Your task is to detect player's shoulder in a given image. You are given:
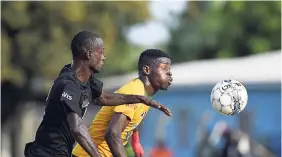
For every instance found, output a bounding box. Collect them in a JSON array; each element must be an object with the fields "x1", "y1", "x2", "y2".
[
  {"x1": 54, "y1": 73, "x2": 81, "y2": 94},
  {"x1": 53, "y1": 64, "x2": 80, "y2": 89},
  {"x1": 52, "y1": 77, "x2": 82, "y2": 105},
  {"x1": 115, "y1": 78, "x2": 145, "y2": 95}
]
